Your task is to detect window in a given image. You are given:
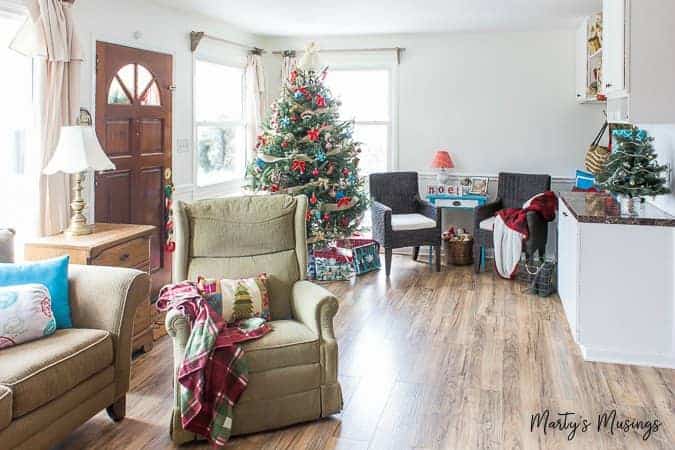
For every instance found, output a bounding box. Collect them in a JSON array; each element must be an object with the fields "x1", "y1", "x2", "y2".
[
  {"x1": 326, "y1": 69, "x2": 391, "y2": 175},
  {"x1": 107, "y1": 63, "x2": 161, "y2": 106},
  {"x1": 0, "y1": 9, "x2": 37, "y2": 253},
  {"x1": 194, "y1": 59, "x2": 246, "y2": 187}
]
